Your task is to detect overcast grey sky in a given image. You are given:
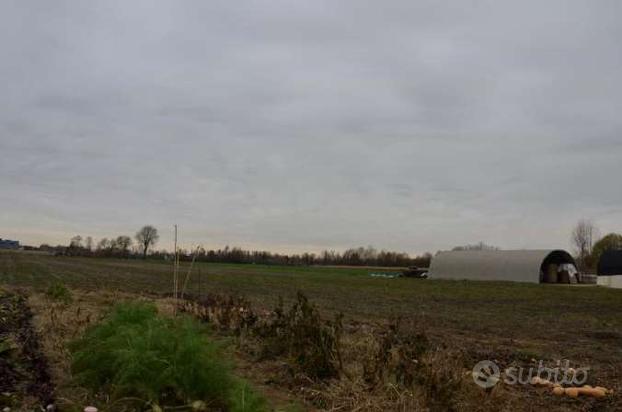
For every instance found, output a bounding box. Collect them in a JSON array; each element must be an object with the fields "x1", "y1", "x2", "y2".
[{"x1": 1, "y1": 1, "x2": 621, "y2": 254}]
